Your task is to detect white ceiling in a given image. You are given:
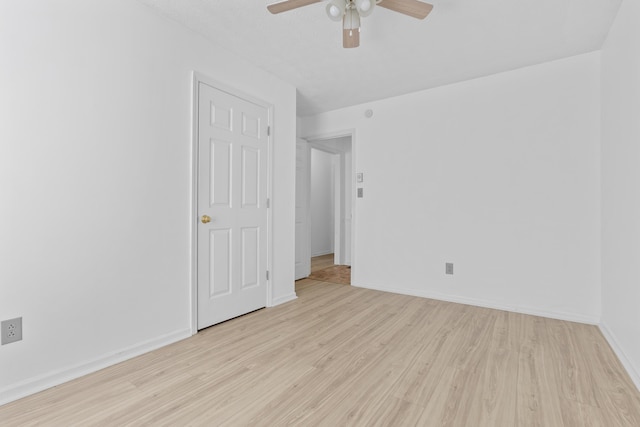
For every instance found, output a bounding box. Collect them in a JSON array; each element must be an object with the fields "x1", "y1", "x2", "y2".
[{"x1": 137, "y1": 0, "x2": 621, "y2": 116}]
